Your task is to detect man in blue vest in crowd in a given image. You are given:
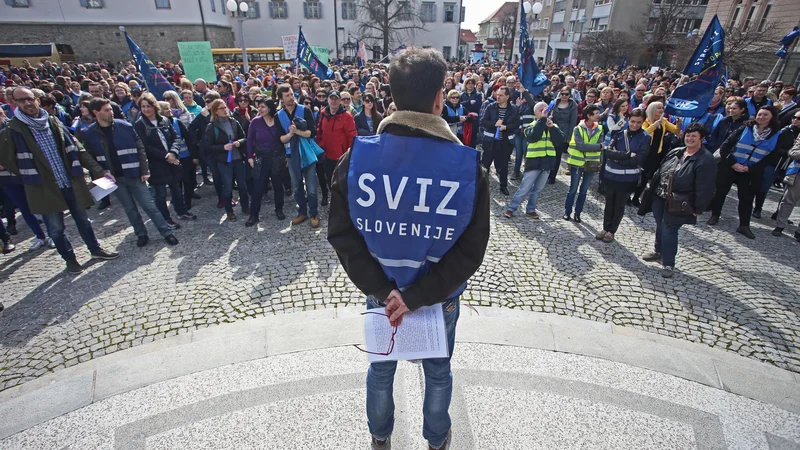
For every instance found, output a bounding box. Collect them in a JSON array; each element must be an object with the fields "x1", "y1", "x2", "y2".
[
  {"x1": 0, "y1": 87, "x2": 119, "y2": 274},
  {"x1": 328, "y1": 47, "x2": 490, "y2": 450},
  {"x1": 83, "y1": 98, "x2": 179, "y2": 248},
  {"x1": 745, "y1": 82, "x2": 772, "y2": 117}
]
